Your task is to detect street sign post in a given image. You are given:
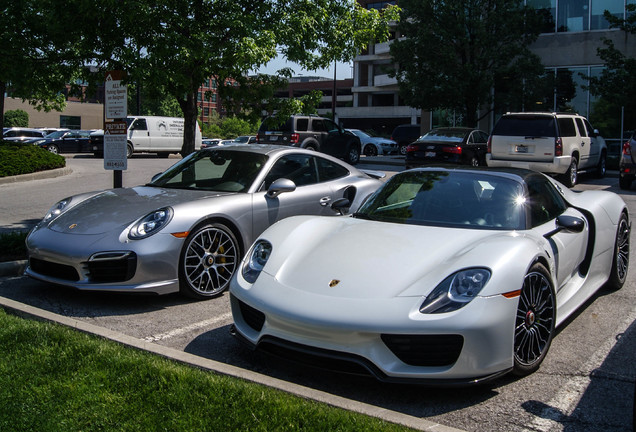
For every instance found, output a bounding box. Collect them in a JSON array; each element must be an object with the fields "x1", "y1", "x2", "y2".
[
  {"x1": 104, "y1": 70, "x2": 128, "y2": 188},
  {"x1": 104, "y1": 121, "x2": 128, "y2": 172},
  {"x1": 105, "y1": 71, "x2": 127, "y2": 119}
]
